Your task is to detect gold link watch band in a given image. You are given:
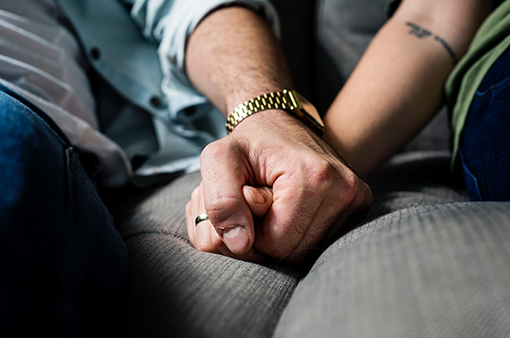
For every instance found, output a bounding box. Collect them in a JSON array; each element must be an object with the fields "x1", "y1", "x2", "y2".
[{"x1": 226, "y1": 89, "x2": 324, "y2": 136}]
